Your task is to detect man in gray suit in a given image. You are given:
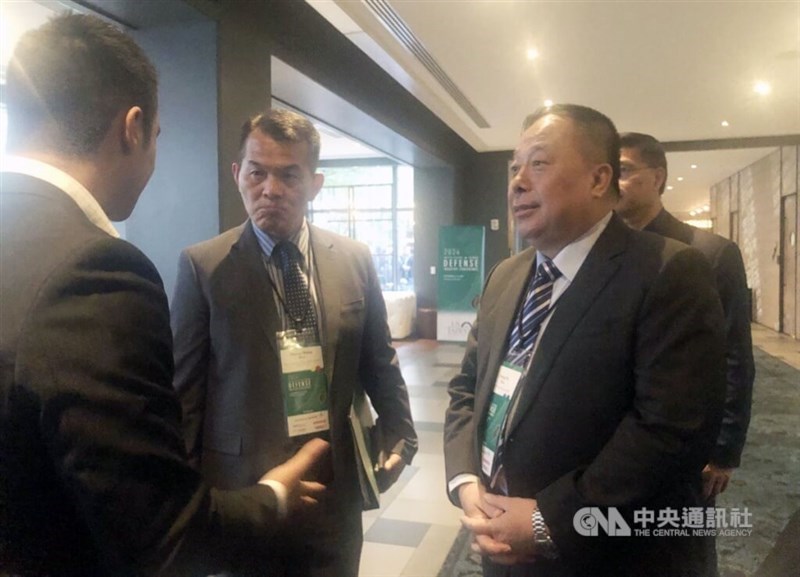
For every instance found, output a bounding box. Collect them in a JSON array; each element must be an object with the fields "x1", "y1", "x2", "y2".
[
  {"x1": 171, "y1": 109, "x2": 418, "y2": 577},
  {"x1": 444, "y1": 105, "x2": 726, "y2": 576},
  {"x1": 0, "y1": 14, "x2": 327, "y2": 577}
]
